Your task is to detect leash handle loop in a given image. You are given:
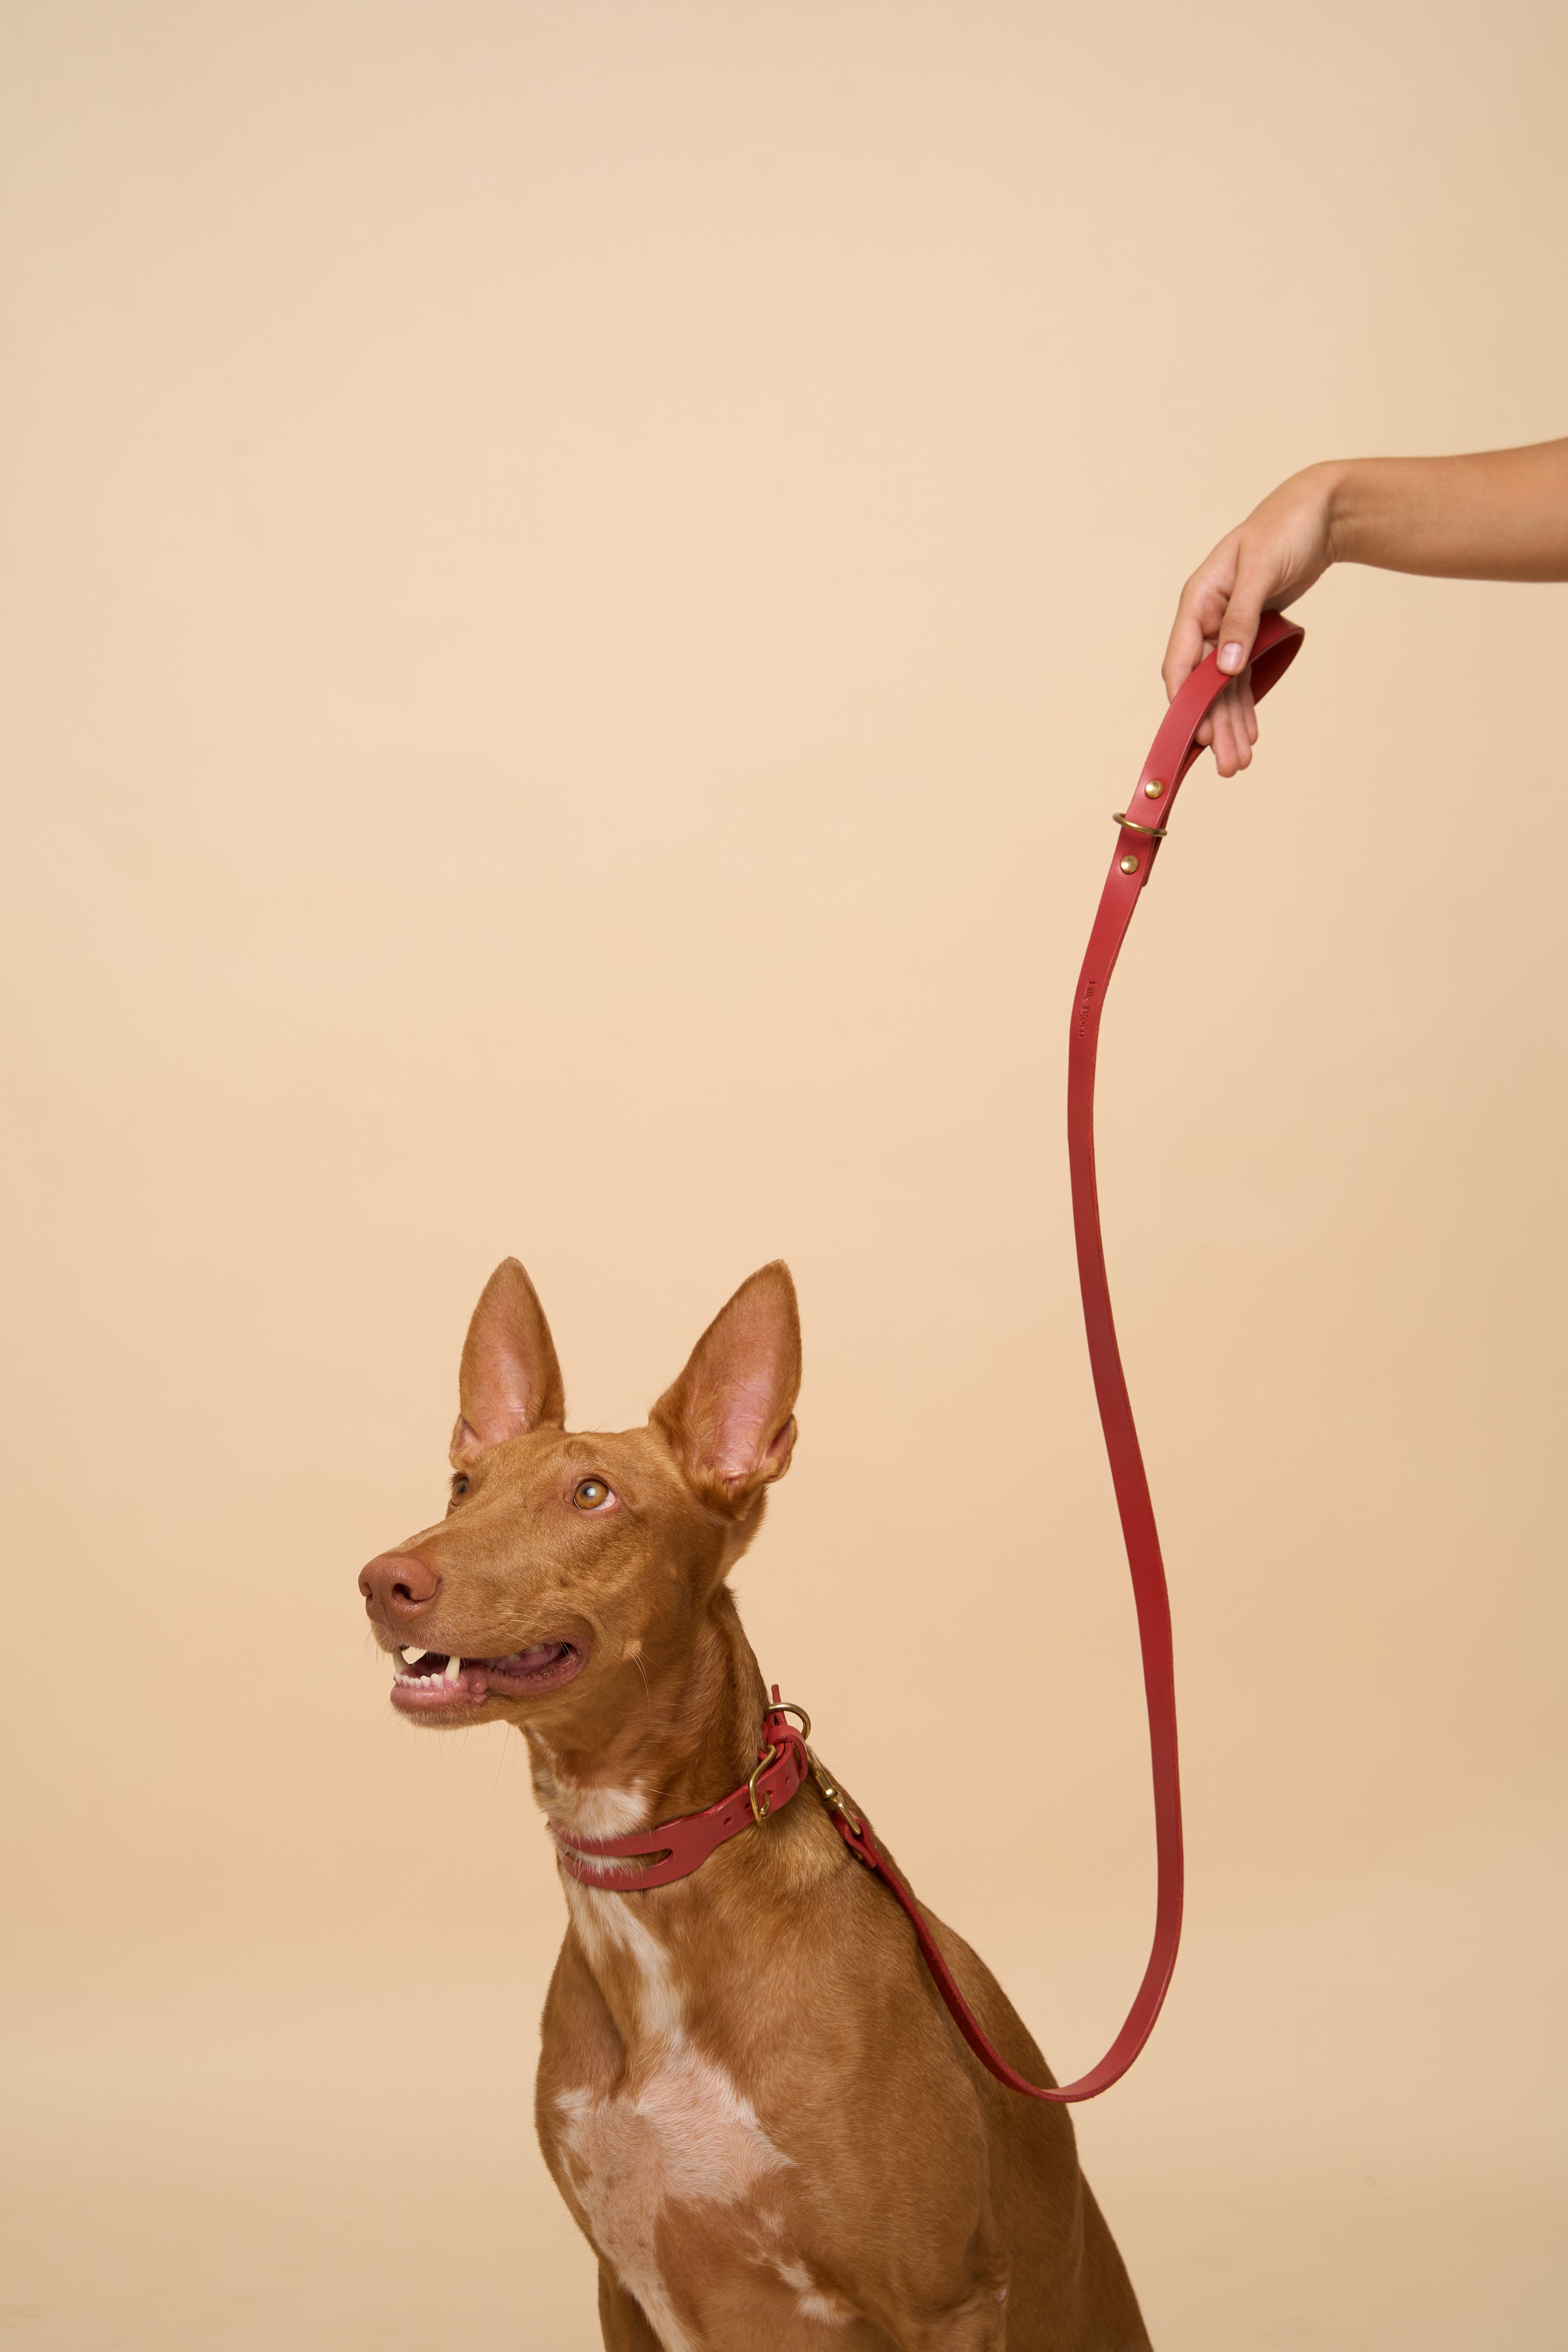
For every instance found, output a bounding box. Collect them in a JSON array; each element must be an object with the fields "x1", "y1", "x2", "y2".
[{"x1": 841, "y1": 613, "x2": 1306, "y2": 2101}]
